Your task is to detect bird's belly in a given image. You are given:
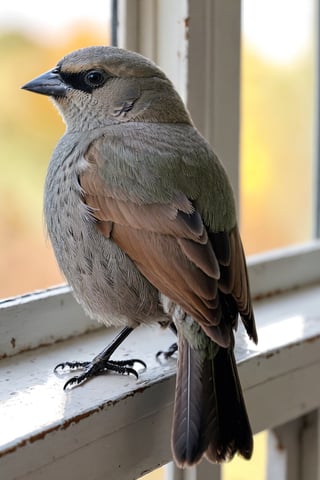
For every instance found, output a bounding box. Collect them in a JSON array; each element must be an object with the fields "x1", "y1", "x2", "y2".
[{"x1": 45, "y1": 195, "x2": 161, "y2": 327}]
